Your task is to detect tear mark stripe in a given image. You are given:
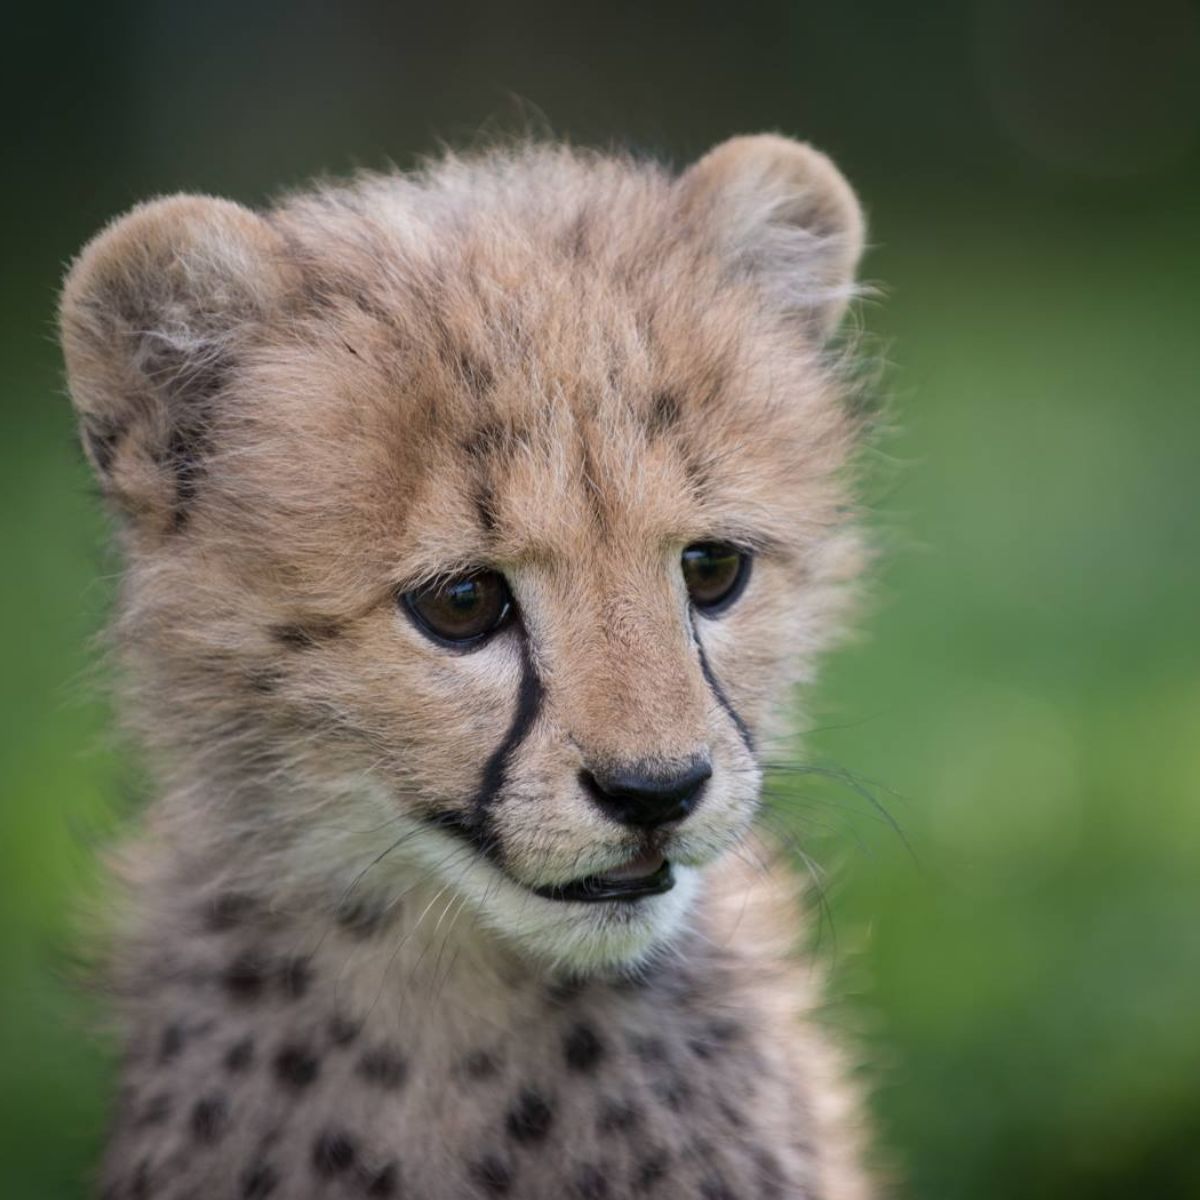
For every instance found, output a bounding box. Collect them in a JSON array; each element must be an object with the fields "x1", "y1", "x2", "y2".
[
  {"x1": 430, "y1": 639, "x2": 543, "y2": 860},
  {"x1": 696, "y1": 638, "x2": 754, "y2": 755},
  {"x1": 473, "y1": 640, "x2": 543, "y2": 819}
]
